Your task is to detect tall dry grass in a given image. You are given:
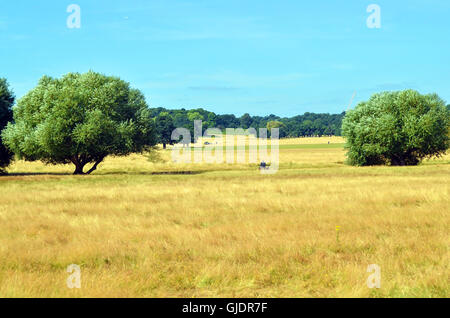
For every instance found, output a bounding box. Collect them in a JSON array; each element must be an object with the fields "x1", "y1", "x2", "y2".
[{"x1": 0, "y1": 137, "x2": 448, "y2": 297}]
